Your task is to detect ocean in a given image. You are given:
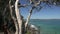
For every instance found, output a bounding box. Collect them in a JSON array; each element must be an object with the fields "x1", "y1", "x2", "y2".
[{"x1": 29, "y1": 19, "x2": 60, "y2": 34}]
